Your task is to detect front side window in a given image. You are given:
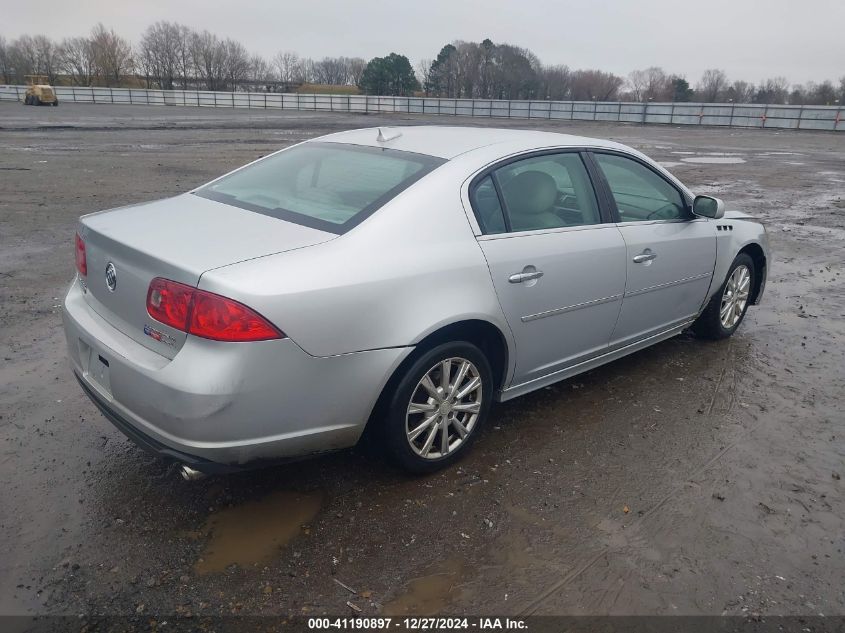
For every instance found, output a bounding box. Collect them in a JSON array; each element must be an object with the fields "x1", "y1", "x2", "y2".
[
  {"x1": 593, "y1": 153, "x2": 688, "y2": 222},
  {"x1": 195, "y1": 142, "x2": 444, "y2": 234},
  {"x1": 491, "y1": 153, "x2": 601, "y2": 233}
]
